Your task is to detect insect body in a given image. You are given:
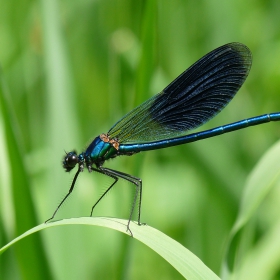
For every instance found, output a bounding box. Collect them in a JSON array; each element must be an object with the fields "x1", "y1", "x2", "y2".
[{"x1": 46, "y1": 43, "x2": 280, "y2": 235}]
